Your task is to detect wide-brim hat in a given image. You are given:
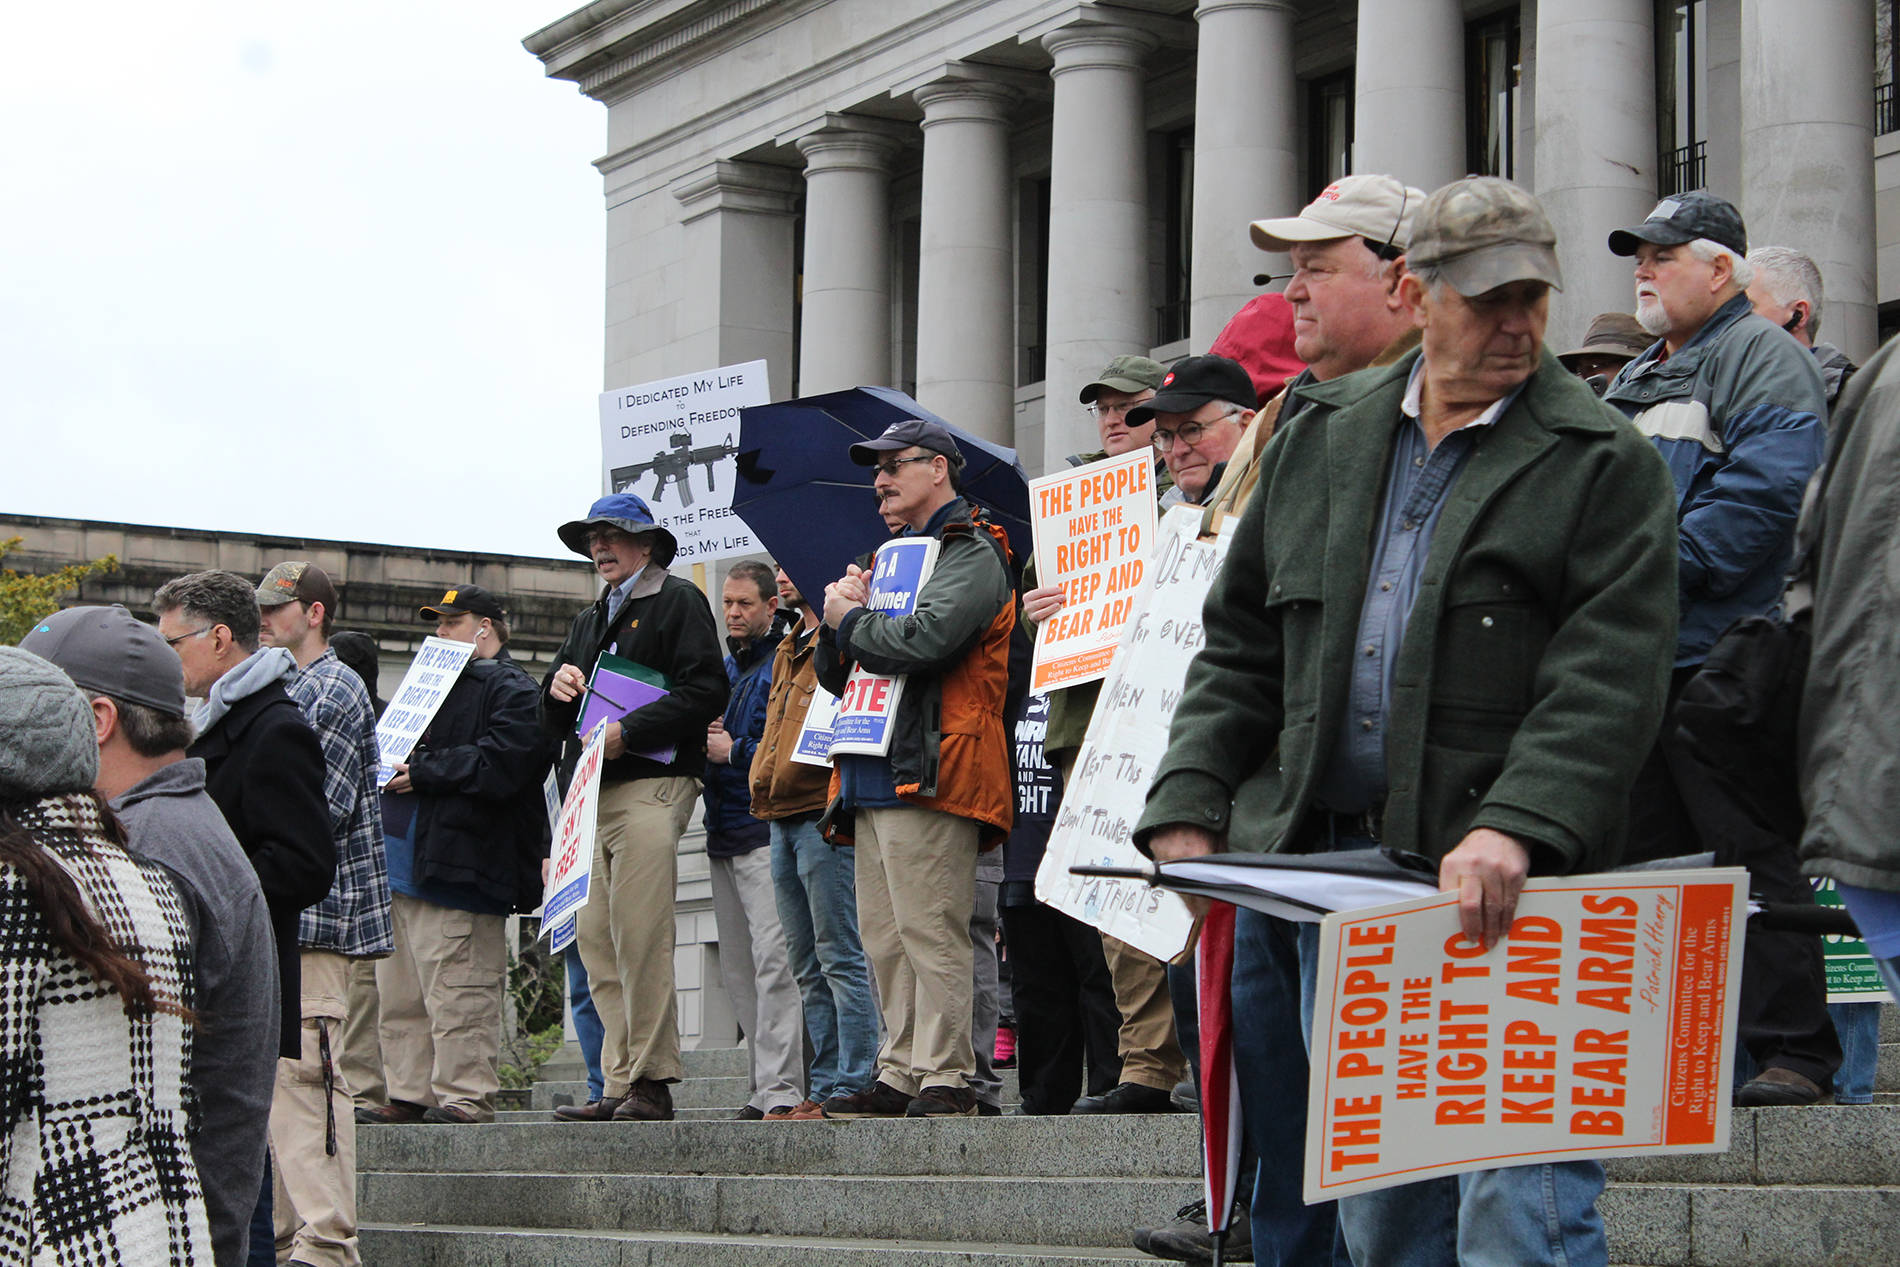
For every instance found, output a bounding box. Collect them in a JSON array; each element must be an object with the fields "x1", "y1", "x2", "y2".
[
  {"x1": 557, "y1": 493, "x2": 679, "y2": 563},
  {"x1": 1558, "y1": 312, "x2": 1654, "y2": 369}
]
